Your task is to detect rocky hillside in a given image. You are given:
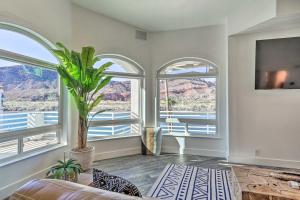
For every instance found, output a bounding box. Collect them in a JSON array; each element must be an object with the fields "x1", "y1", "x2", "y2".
[
  {"x1": 160, "y1": 78, "x2": 216, "y2": 112},
  {"x1": 0, "y1": 65, "x2": 58, "y2": 101},
  {"x1": 0, "y1": 65, "x2": 215, "y2": 112},
  {"x1": 160, "y1": 78, "x2": 215, "y2": 99}
]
